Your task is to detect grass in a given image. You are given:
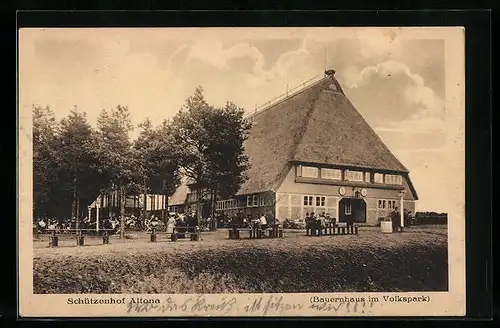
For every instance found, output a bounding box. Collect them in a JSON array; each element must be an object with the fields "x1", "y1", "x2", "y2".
[{"x1": 33, "y1": 225, "x2": 448, "y2": 294}]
